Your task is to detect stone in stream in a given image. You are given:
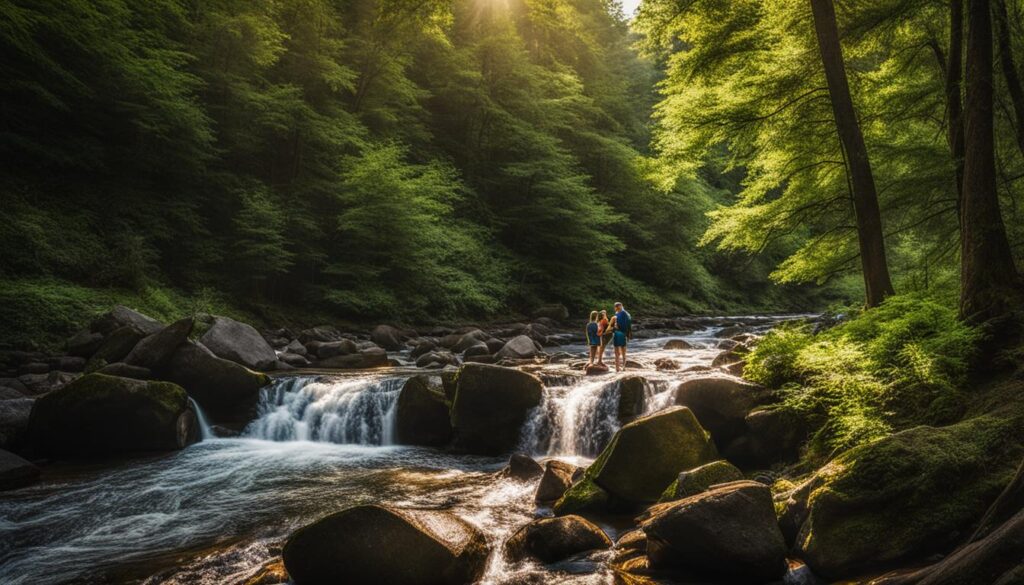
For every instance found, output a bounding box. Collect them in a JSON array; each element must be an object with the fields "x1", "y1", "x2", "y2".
[
  {"x1": 672, "y1": 376, "x2": 769, "y2": 448},
  {"x1": 500, "y1": 453, "x2": 544, "y2": 481},
  {"x1": 535, "y1": 460, "x2": 578, "y2": 503},
  {"x1": 0, "y1": 398, "x2": 33, "y2": 451},
  {"x1": 711, "y1": 349, "x2": 745, "y2": 368},
  {"x1": 449, "y1": 363, "x2": 543, "y2": 455},
  {"x1": 315, "y1": 339, "x2": 358, "y2": 359},
  {"x1": 584, "y1": 363, "x2": 610, "y2": 376},
  {"x1": 89, "y1": 305, "x2": 164, "y2": 337},
  {"x1": 371, "y1": 324, "x2": 404, "y2": 351},
  {"x1": 658, "y1": 460, "x2": 744, "y2": 502},
  {"x1": 297, "y1": 325, "x2": 343, "y2": 344},
  {"x1": 554, "y1": 407, "x2": 718, "y2": 512},
  {"x1": 277, "y1": 352, "x2": 310, "y2": 367},
  {"x1": 124, "y1": 317, "x2": 193, "y2": 370},
  {"x1": 495, "y1": 335, "x2": 542, "y2": 360},
  {"x1": 410, "y1": 339, "x2": 437, "y2": 359},
  {"x1": 504, "y1": 515, "x2": 611, "y2": 564},
  {"x1": 283, "y1": 504, "x2": 489, "y2": 585},
  {"x1": 199, "y1": 316, "x2": 278, "y2": 371},
  {"x1": 0, "y1": 448, "x2": 39, "y2": 491},
  {"x1": 395, "y1": 376, "x2": 452, "y2": 447},
  {"x1": 654, "y1": 358, "x2": 680, "y2": 371},
  {"x1": 162, "y1": 341, "x2": 270, "y2": 421},
  {"x1": 663, "y1": 339, "x2": 694, "y2": 350},
  {"x1": 451, "y1": 330, "x2": 491, "y2": 354},
  {"x1": 318, "y1": 347, "x2": 389, "y2": 369},
  {"x1": 616, "y1": 376, "x2": 646, "y2": 422},
  {"x1": 26, "y1": 373, "x2": 198, "y2": 456},
  {"x1": 462, "y1": 343, "x2": 490, "y2": 358},
  {"x1": 640, "y1": 480, "x2": 787, "y2": 582},
  {"x1": 415, "y1": 350, "x2": 458, "y2": 369}
]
